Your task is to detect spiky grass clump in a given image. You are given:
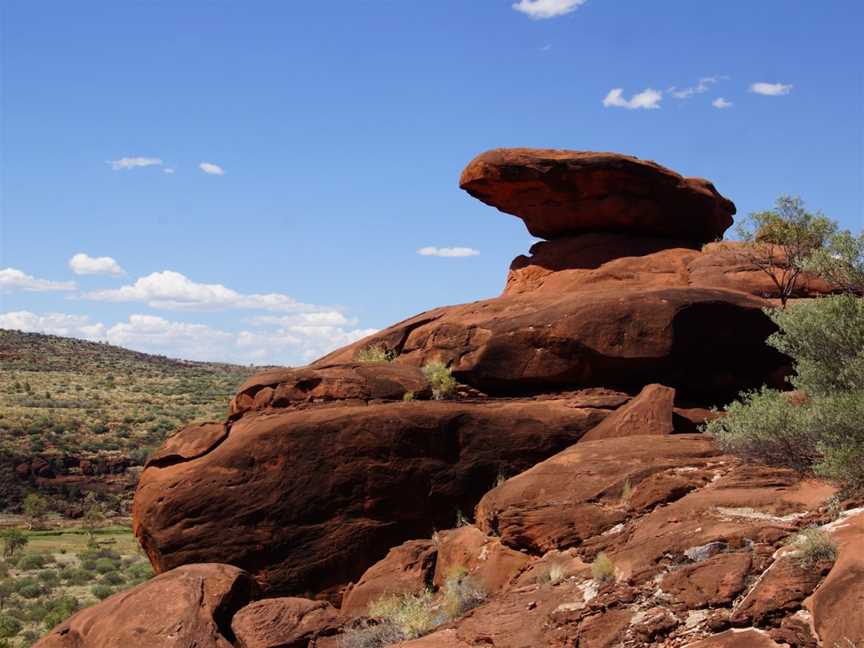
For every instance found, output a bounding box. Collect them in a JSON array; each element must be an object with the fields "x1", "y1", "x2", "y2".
[
  {"x1": 789, "y1": 527, "x2": 838, "y2": 566},
  {"x1": 356, "y1": 344, "x2": 397, "y2": 363},
  {"x1": 591, "y1": 552, "x2": 616, "y2": 583},
  {"x1": 422, "y1": 361, "x2": 457, "y2": 400}
]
